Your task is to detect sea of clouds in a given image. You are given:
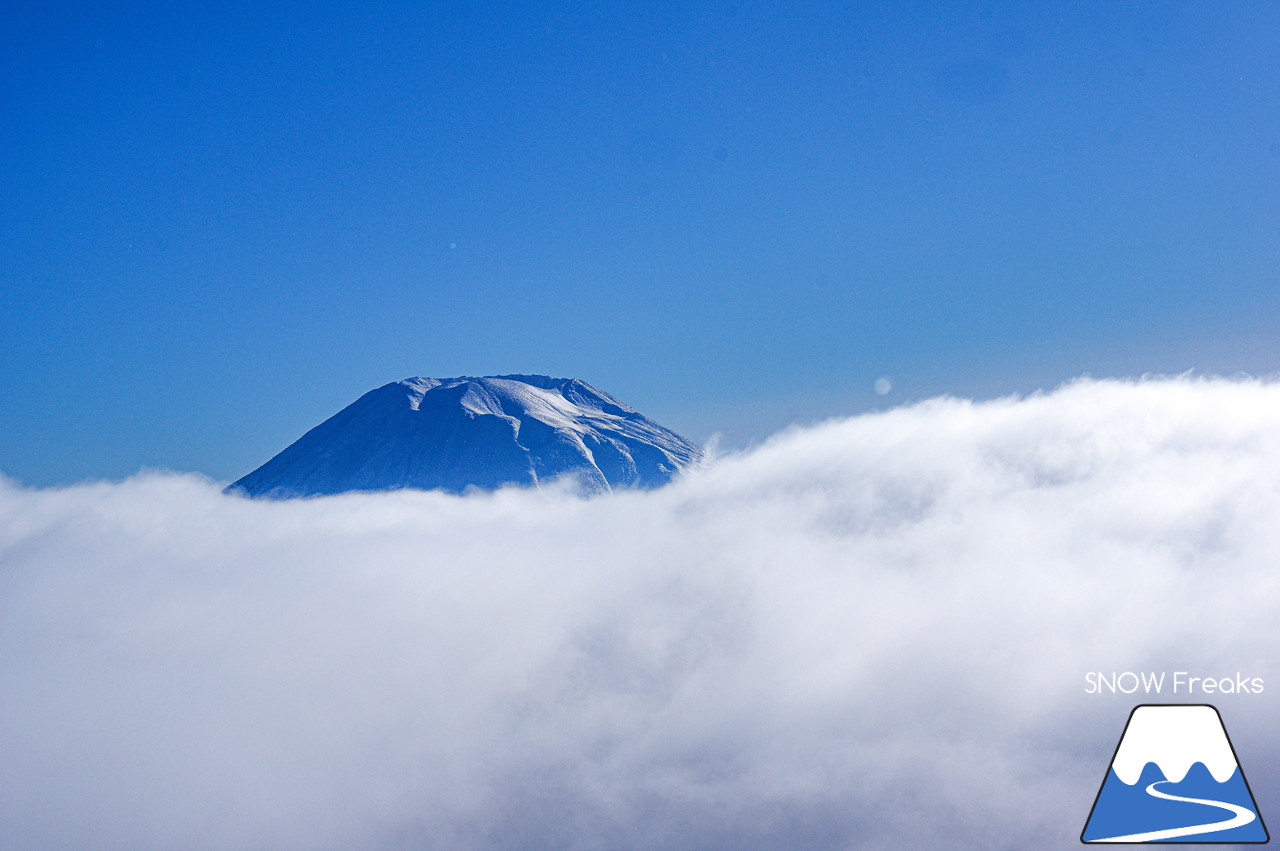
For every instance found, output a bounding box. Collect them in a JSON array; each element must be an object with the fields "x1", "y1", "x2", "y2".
[{"x1": 2, "y1": 376, "x2": 1279, "y2": 850}]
